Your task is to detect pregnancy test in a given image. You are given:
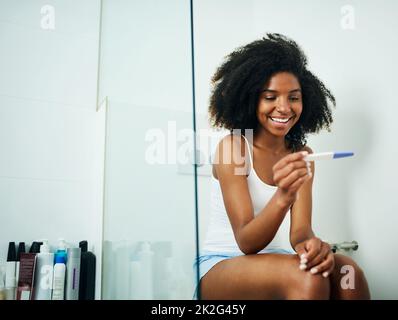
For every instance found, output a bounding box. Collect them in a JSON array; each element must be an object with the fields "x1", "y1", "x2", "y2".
[{"x1": 304, "y1": 152, "x2": 354, "y2": 161}]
